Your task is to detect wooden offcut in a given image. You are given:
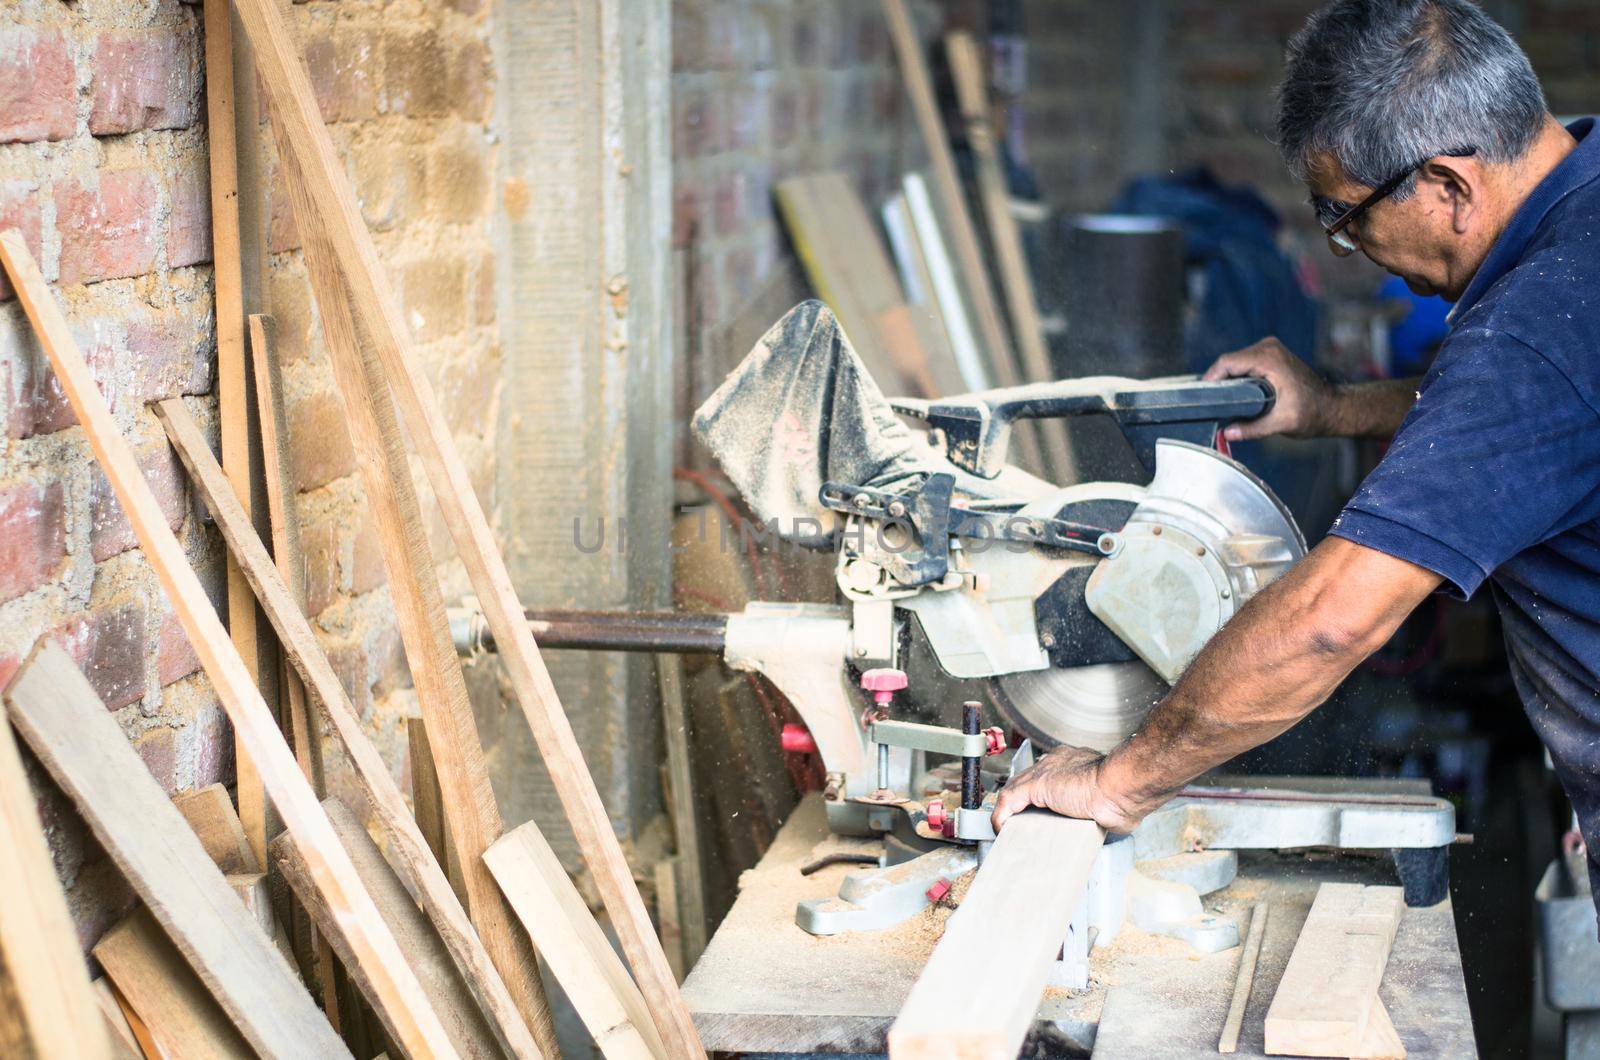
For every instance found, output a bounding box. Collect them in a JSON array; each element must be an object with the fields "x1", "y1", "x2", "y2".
[
  {"x1": 888, "y1": 811, "x2": 1104, "y2": 1059},
  {"x1": 485, "y1": 823, "x2": 668, "y2": 1060},
  {"x1": 407, "y1": 716, "x2": 460, "y2": 895},
  {"x1": 156, "y1": 396, "x2": 547, "y2": 1060},
  {"x1": 1220, "y1": 901, "x2": 1269, "y2": 1054},
  {"x1": 231, "y1": 1, "x2": 703, "y2": 1050},
  {"x1": 6, "y1": 642, "x2": 349, "y2": 1060},
  {"x1": 1265, "y1": 883, "x2": 1406, "y2": 1059},
  {"x1": 272, "y1": 800, "x2": 502, "y2": 1060},
  {"x1": 0, "y1": 232, "x2": 455, "y2": 1060},
  {"x1": 0, "y1": 704, "x2": 111, "y2": 1060},
  {"x1": 171, "y1": 784, "x2": 260, "y2": 875},
  {"x1": 94, "y1": 910, "x2": 254, "y2": 1060}
]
